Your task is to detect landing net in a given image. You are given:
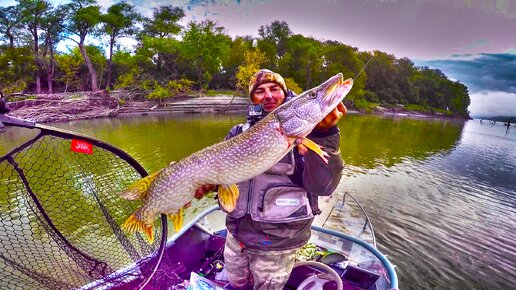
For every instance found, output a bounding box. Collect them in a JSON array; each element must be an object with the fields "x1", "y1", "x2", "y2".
[{"x1": 0, "y1": 117, "x2": 166, "y2": 289}]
